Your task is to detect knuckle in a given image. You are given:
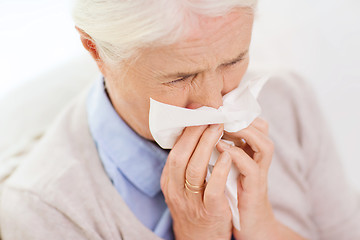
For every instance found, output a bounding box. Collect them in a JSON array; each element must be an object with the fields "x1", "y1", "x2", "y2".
[
  {"x1": 198, "y1": 209, "x2": 208, "y2": 221},
  {"x1": 187, "y1": 125, "x2": 208, "y2": 136},
  {"x1": 167, "y1": 150, "x2": 176, "y2": 161},
  {"x1": 202, "y1": 130, "x2": 220, "y2": 144},
  {"x1": 248, "y1": 162, "x2": 260, "y2": 175},
  {"x1": 167, "y1": 149, "x2": 178, "y2": 162},
  {"x1": 214, "y1": 161, "x2": 230, "y2": 177},
  {"x1": 166, "y1": 189, "x2": 181, "y2": 205},
  {"x1": 187, "y1": 207, "x2": 207, "y2": 222},
  {"x1": 205, "y1": 190, "x2": 219, "y2": 203},
  {"x1": 200, "y1": 135, "x2": 214, "y2": 147},
  {"x1": 261, "y1": 119, "x2": 269, "y2": 132},
  {"x1": 168, "y1": 150, "x2": 186, "y2": 168},
  {"x1": 160, "y1": 176, "x2": 167, "y2": 192},
  {"x1": 186, "y1": 166, "x2": 204, "y2": 183},
  {"x1": 233, "y1": 146, "x2": 245, "y2": 158},
  {"x1": 247, "y1": 167, "x2": 257, "y2": 177},
  {"x1": 264, "y1": 138, "x2": 274, "y2": 153},
  {"x1": 217, "y1": 169, "x2": 229, "y2": 180}
]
